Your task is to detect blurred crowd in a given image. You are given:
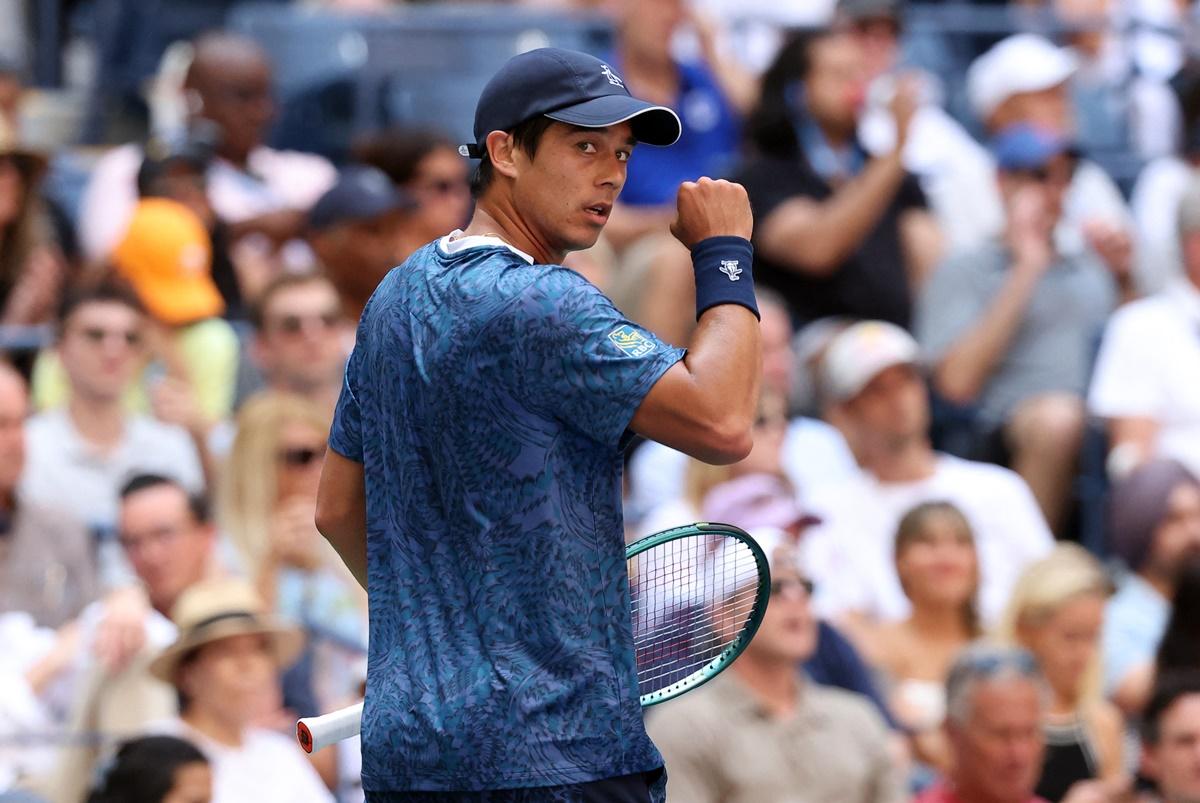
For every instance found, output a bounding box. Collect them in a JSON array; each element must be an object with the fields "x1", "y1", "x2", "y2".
[{"x1": 2, "y1": 0, "x2": 1200, "y2": 801}]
